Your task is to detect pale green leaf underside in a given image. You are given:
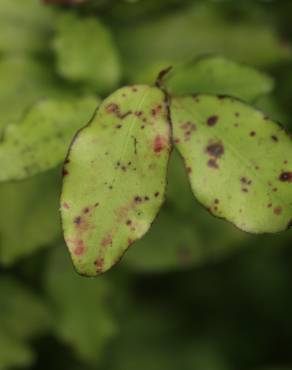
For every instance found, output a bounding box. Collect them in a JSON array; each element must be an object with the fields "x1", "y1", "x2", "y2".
[
  {"x1": 61, "y1": 85, "x2": 171, "y2": 276},
  {"x1": 53, "y1": 13, "x2": 121, "y2": 93},
  {"x1": 0, "y1": 96, "x2": 98, "y2": 182},
  {"x1": 171, "y1": 95, "x2": 292, "y2": 233},
  {"x1": 165, "y1": 56, "x2": 274, "y2": 102}
]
